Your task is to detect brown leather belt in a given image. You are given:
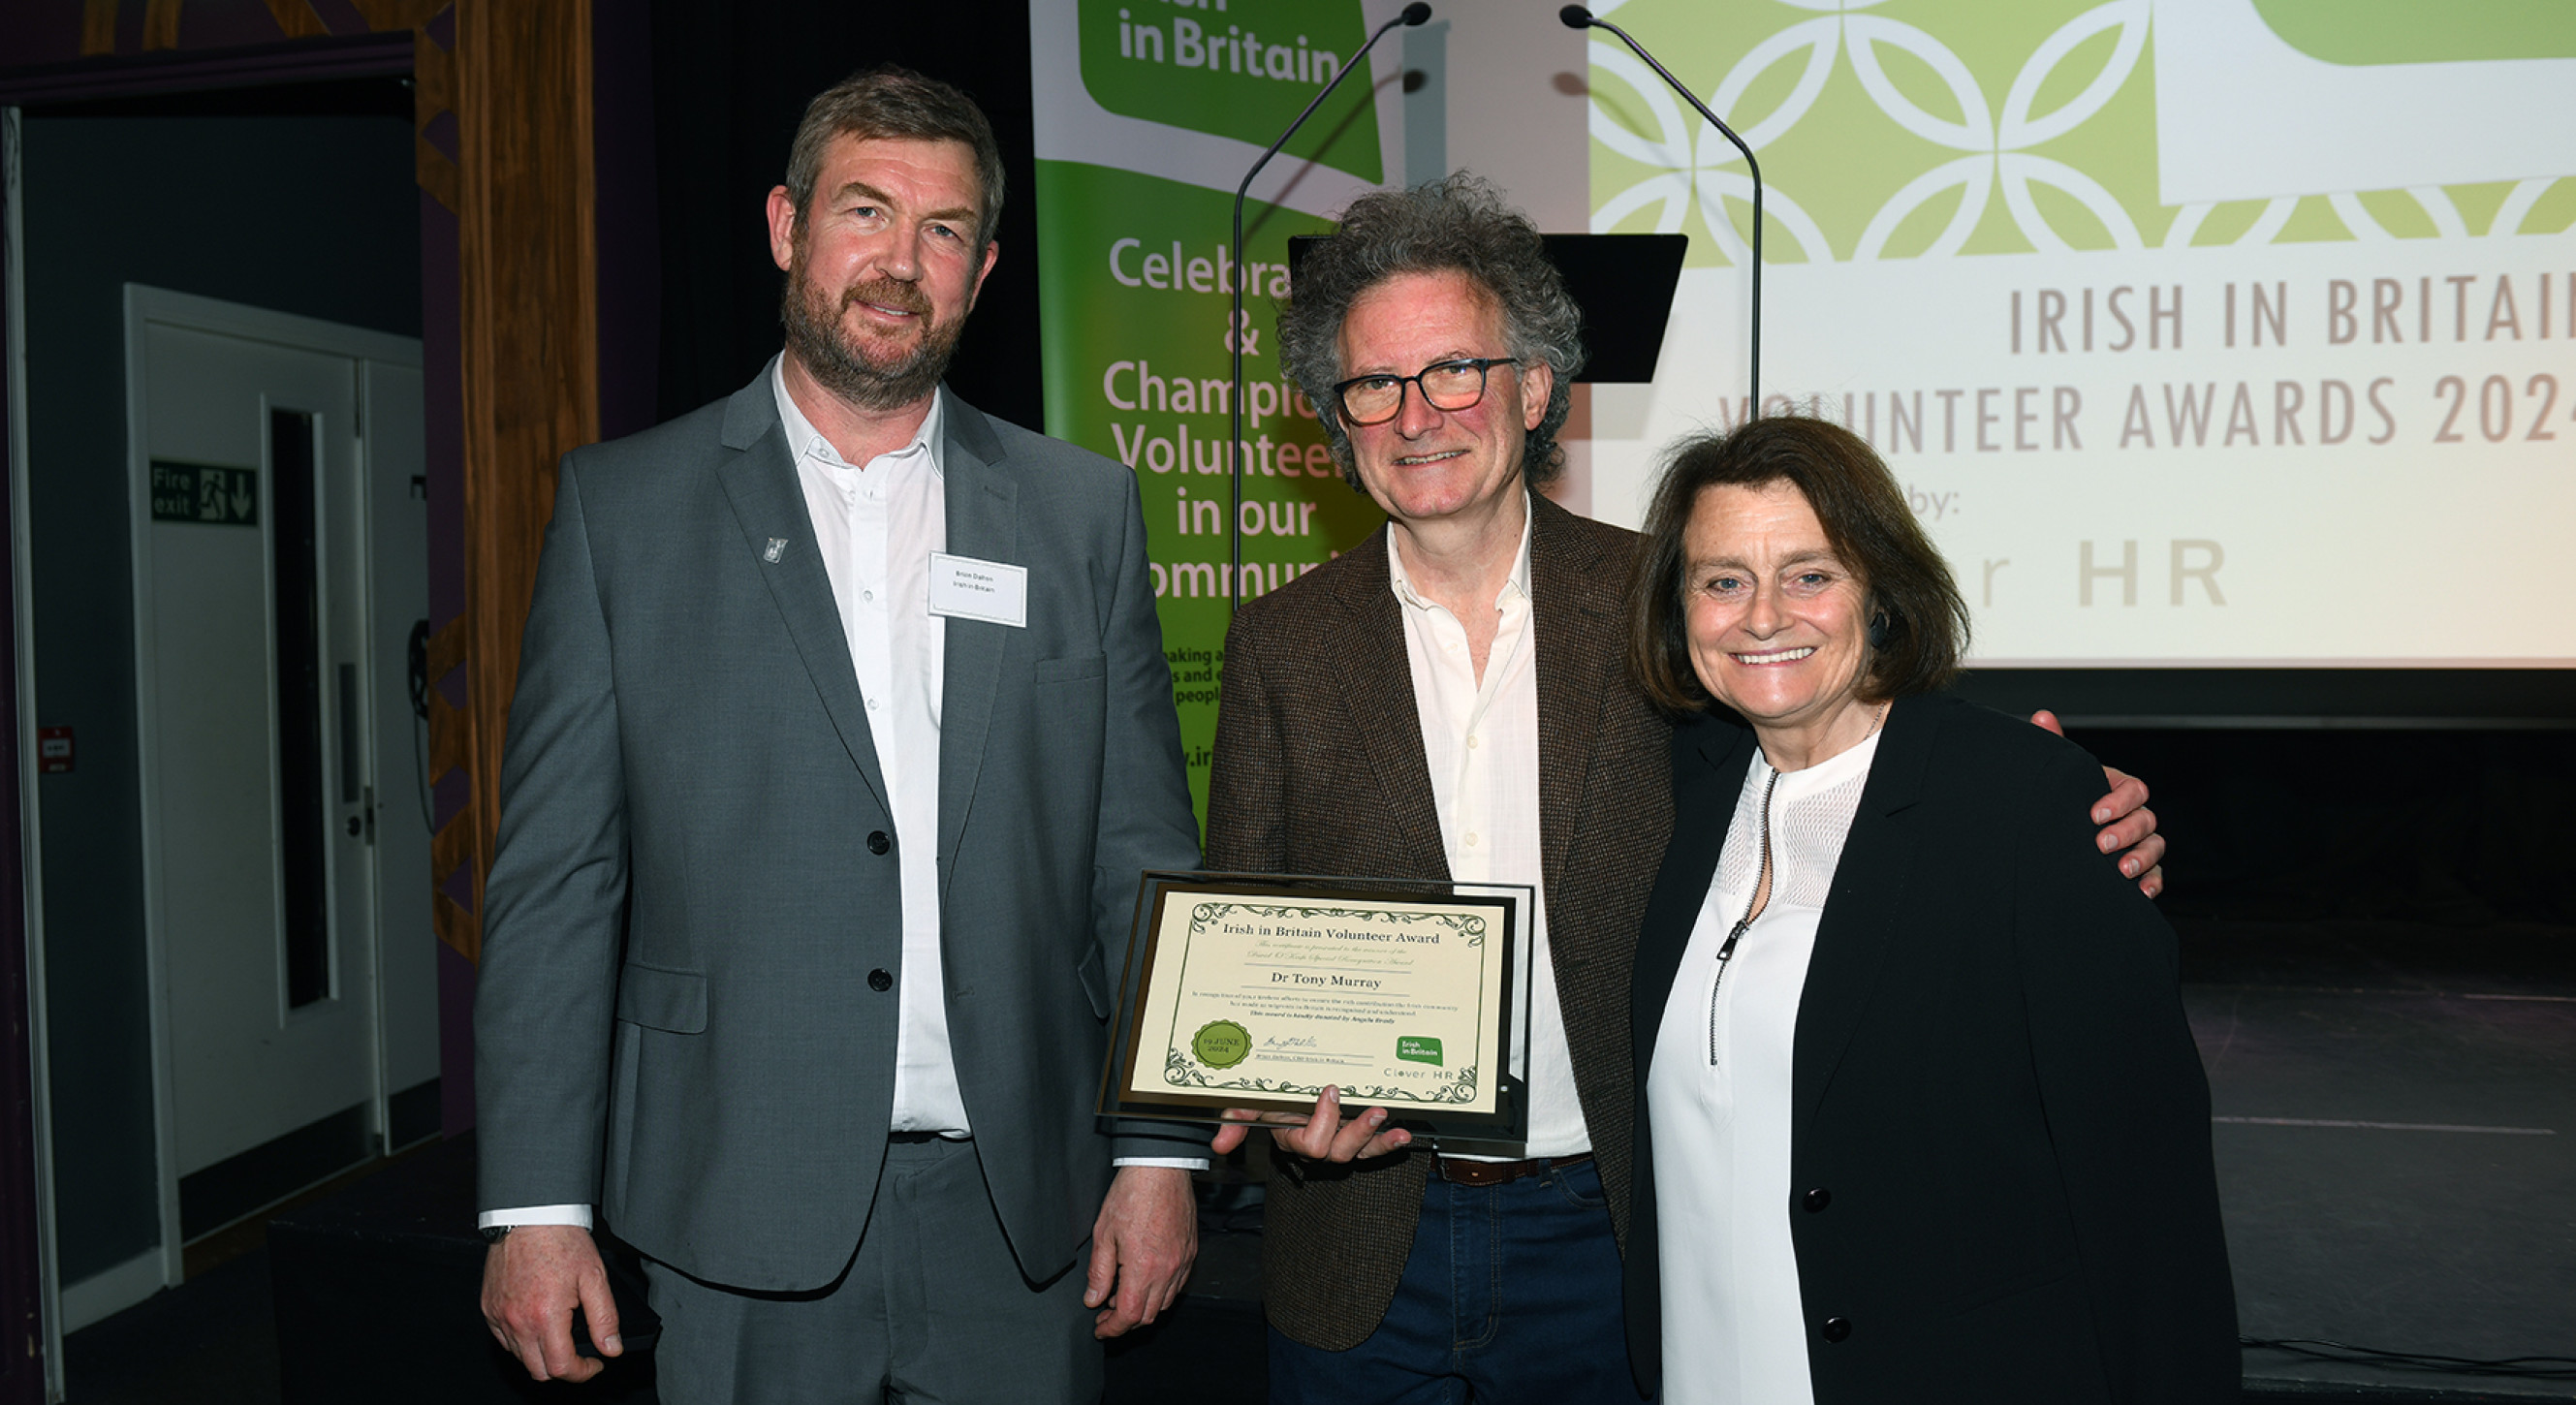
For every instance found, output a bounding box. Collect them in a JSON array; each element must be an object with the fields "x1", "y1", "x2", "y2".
[{"x1": 1433, "y1": 1153, "x2": 1591, "y2": 1187}]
